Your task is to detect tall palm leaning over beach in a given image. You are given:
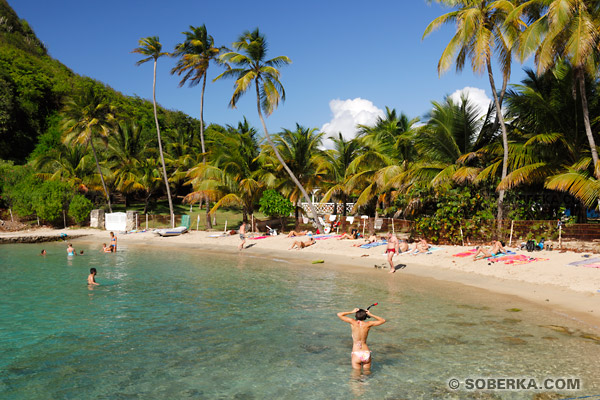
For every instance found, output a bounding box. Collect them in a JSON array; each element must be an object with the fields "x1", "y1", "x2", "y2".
[
  {"x1": 511, "y1": 0, "x2": 600, "y2": 178},
  {"x1": 215, "y1": 28, "x2": 324, "y2": 232},
  {"x1": 423, "y1": 0, "x2": 520, "y2": 223},
  {"x1": 61, "y1": 85, "x2": 115, "y2": 212},
  {"x1": 132, "y1": 36, "x2": 174, "y2": 227},
  {"x1": 172, "y1": 25, "x2": 221, "y2": 229}
]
